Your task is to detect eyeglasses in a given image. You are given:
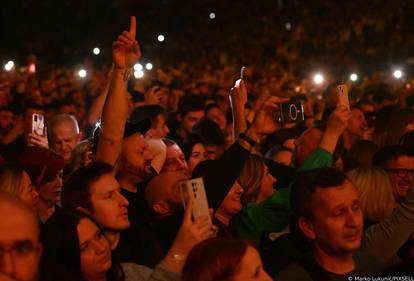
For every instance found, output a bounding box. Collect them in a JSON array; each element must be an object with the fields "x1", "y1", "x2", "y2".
[
  {"x1": 0, "y1": 241, "x2": 38, "y2": 260},
  {"x1": 385, "y1": 169, "x2": 414, "y2": 178}
]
